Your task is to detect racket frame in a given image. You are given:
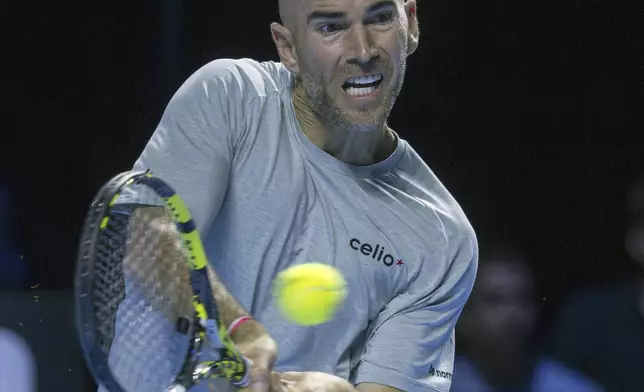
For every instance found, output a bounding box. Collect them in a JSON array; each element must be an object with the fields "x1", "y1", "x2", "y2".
[{"x1": 75, "y1": 171, "x2": 249, "y2": 392}]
